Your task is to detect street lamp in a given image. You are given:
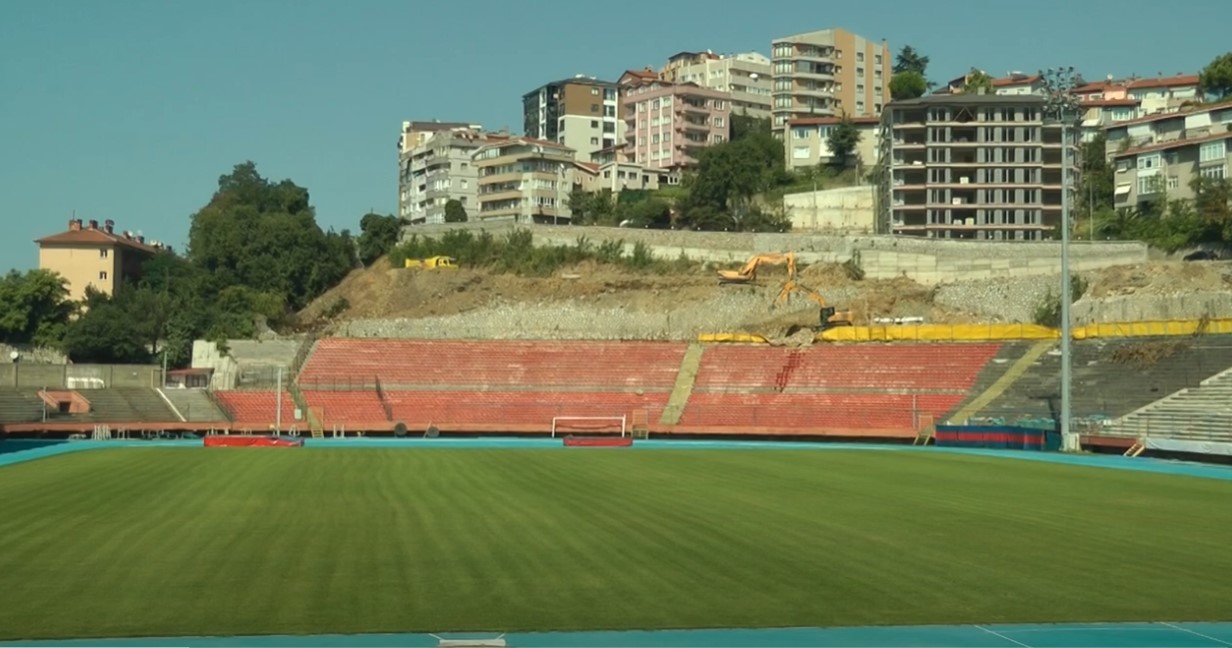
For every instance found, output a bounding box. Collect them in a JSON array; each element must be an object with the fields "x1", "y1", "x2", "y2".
[{"x1": 1040, "y1": 66, "x2": 1082, "y2": 452}]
